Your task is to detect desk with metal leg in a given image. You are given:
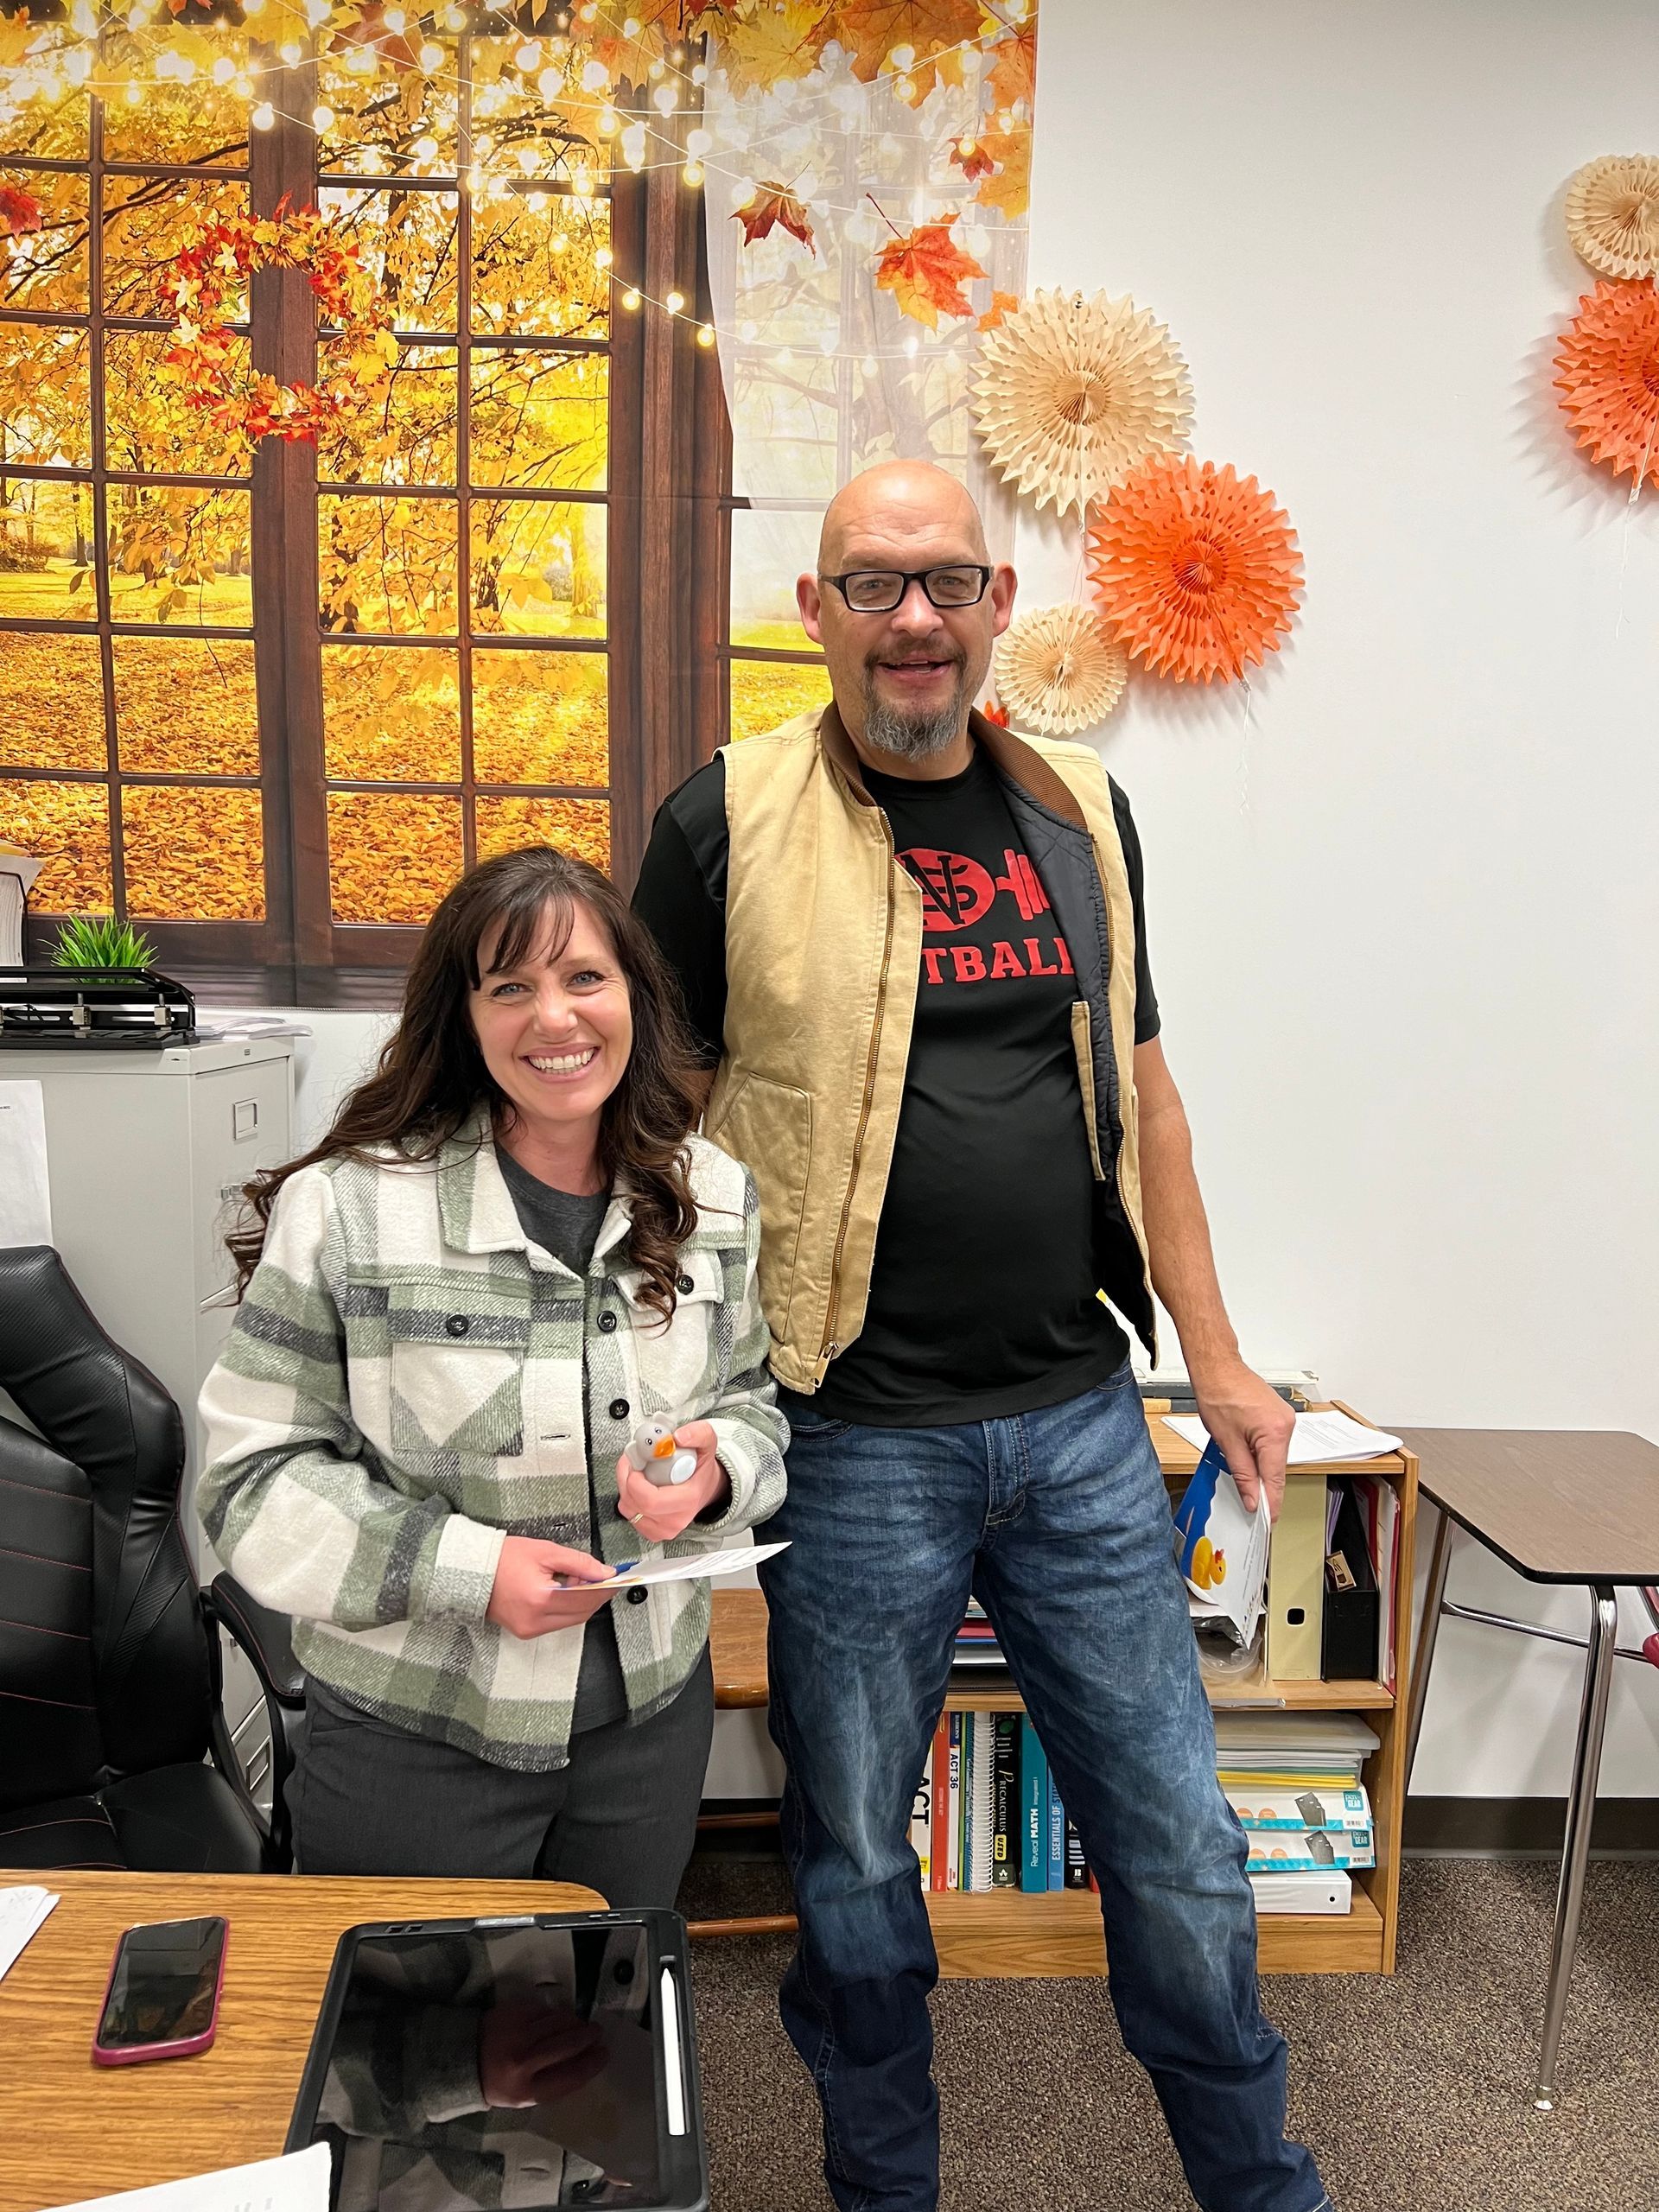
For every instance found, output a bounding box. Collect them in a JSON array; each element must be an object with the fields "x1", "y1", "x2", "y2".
[{"x1": 1396, "y1": 1428, "x2": 1659, "y2": 2111}]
